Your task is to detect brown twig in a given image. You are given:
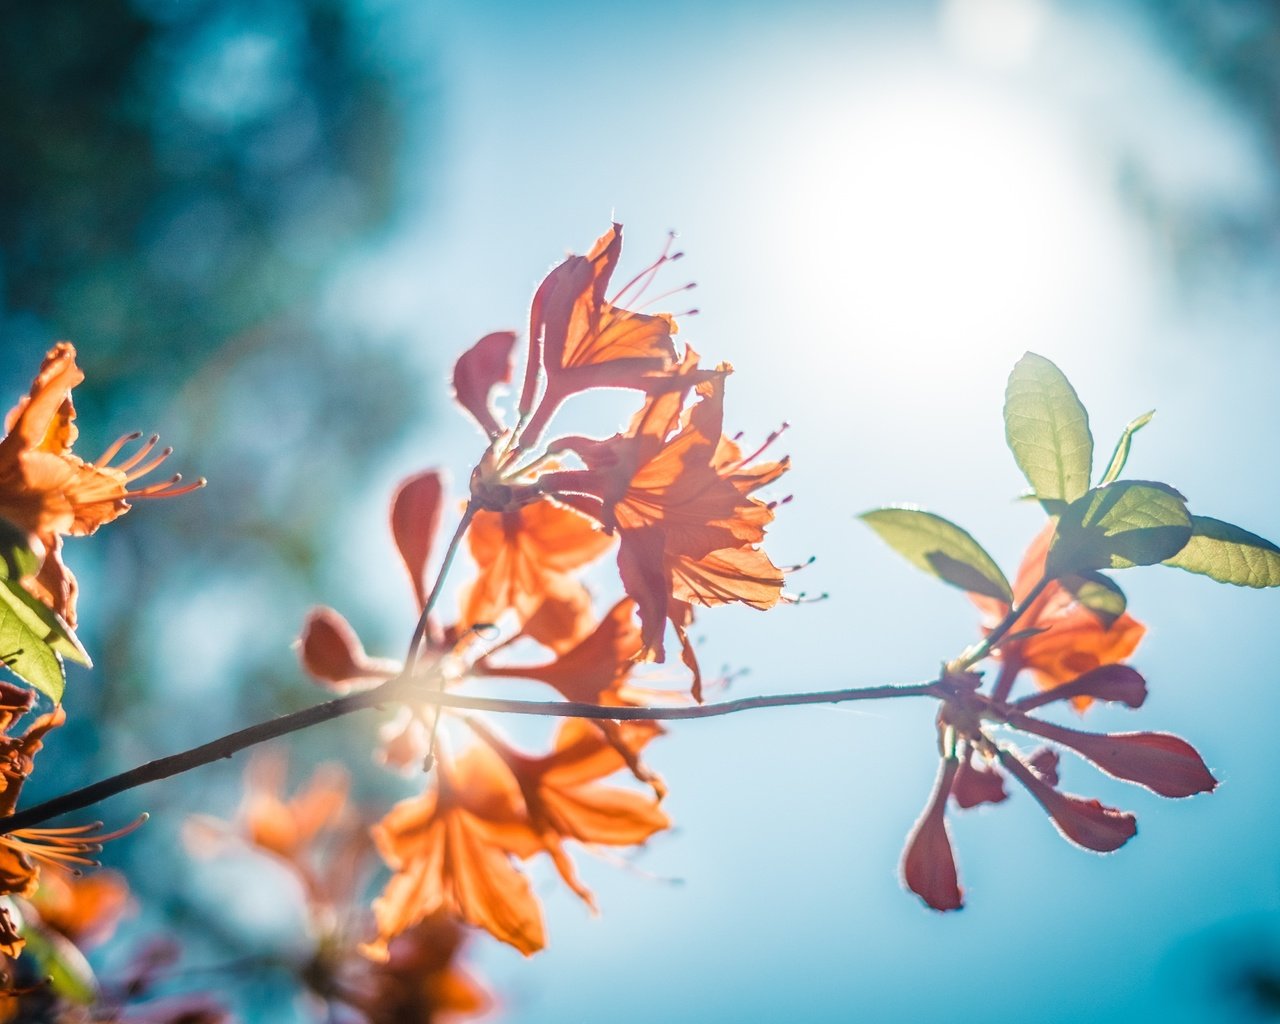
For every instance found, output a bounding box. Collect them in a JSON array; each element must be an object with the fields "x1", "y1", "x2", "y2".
[{"x1": 2, "y1": 677, "x2": 941, "y2": 832}]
